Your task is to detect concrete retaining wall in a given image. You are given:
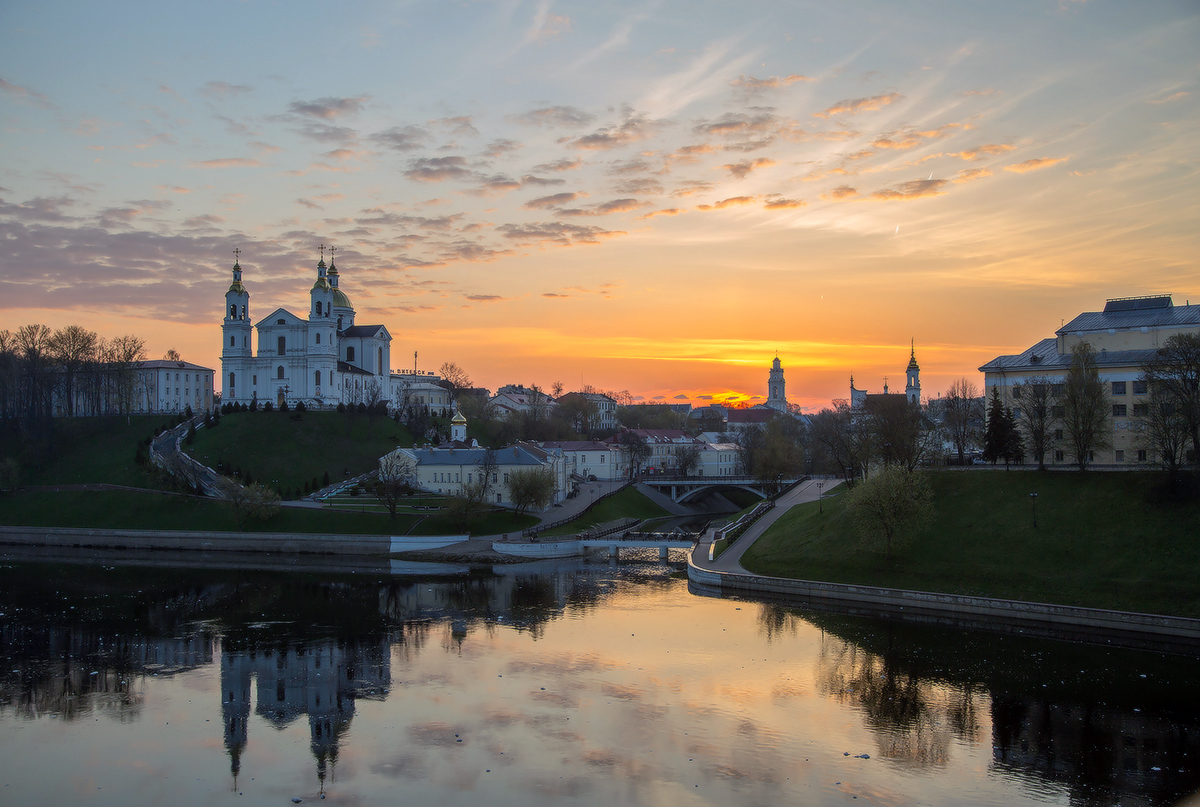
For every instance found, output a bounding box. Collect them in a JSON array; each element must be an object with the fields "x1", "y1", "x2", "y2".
[
  {"x1": 0, "y1": 525, "x2": 466, "y2": 556},
  {"x1": 494, "y1": 540, "x2": 585, "y2": 559},
  {"x1": 687, "y1": 549, "x2": 1200, "y2": 645}
]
